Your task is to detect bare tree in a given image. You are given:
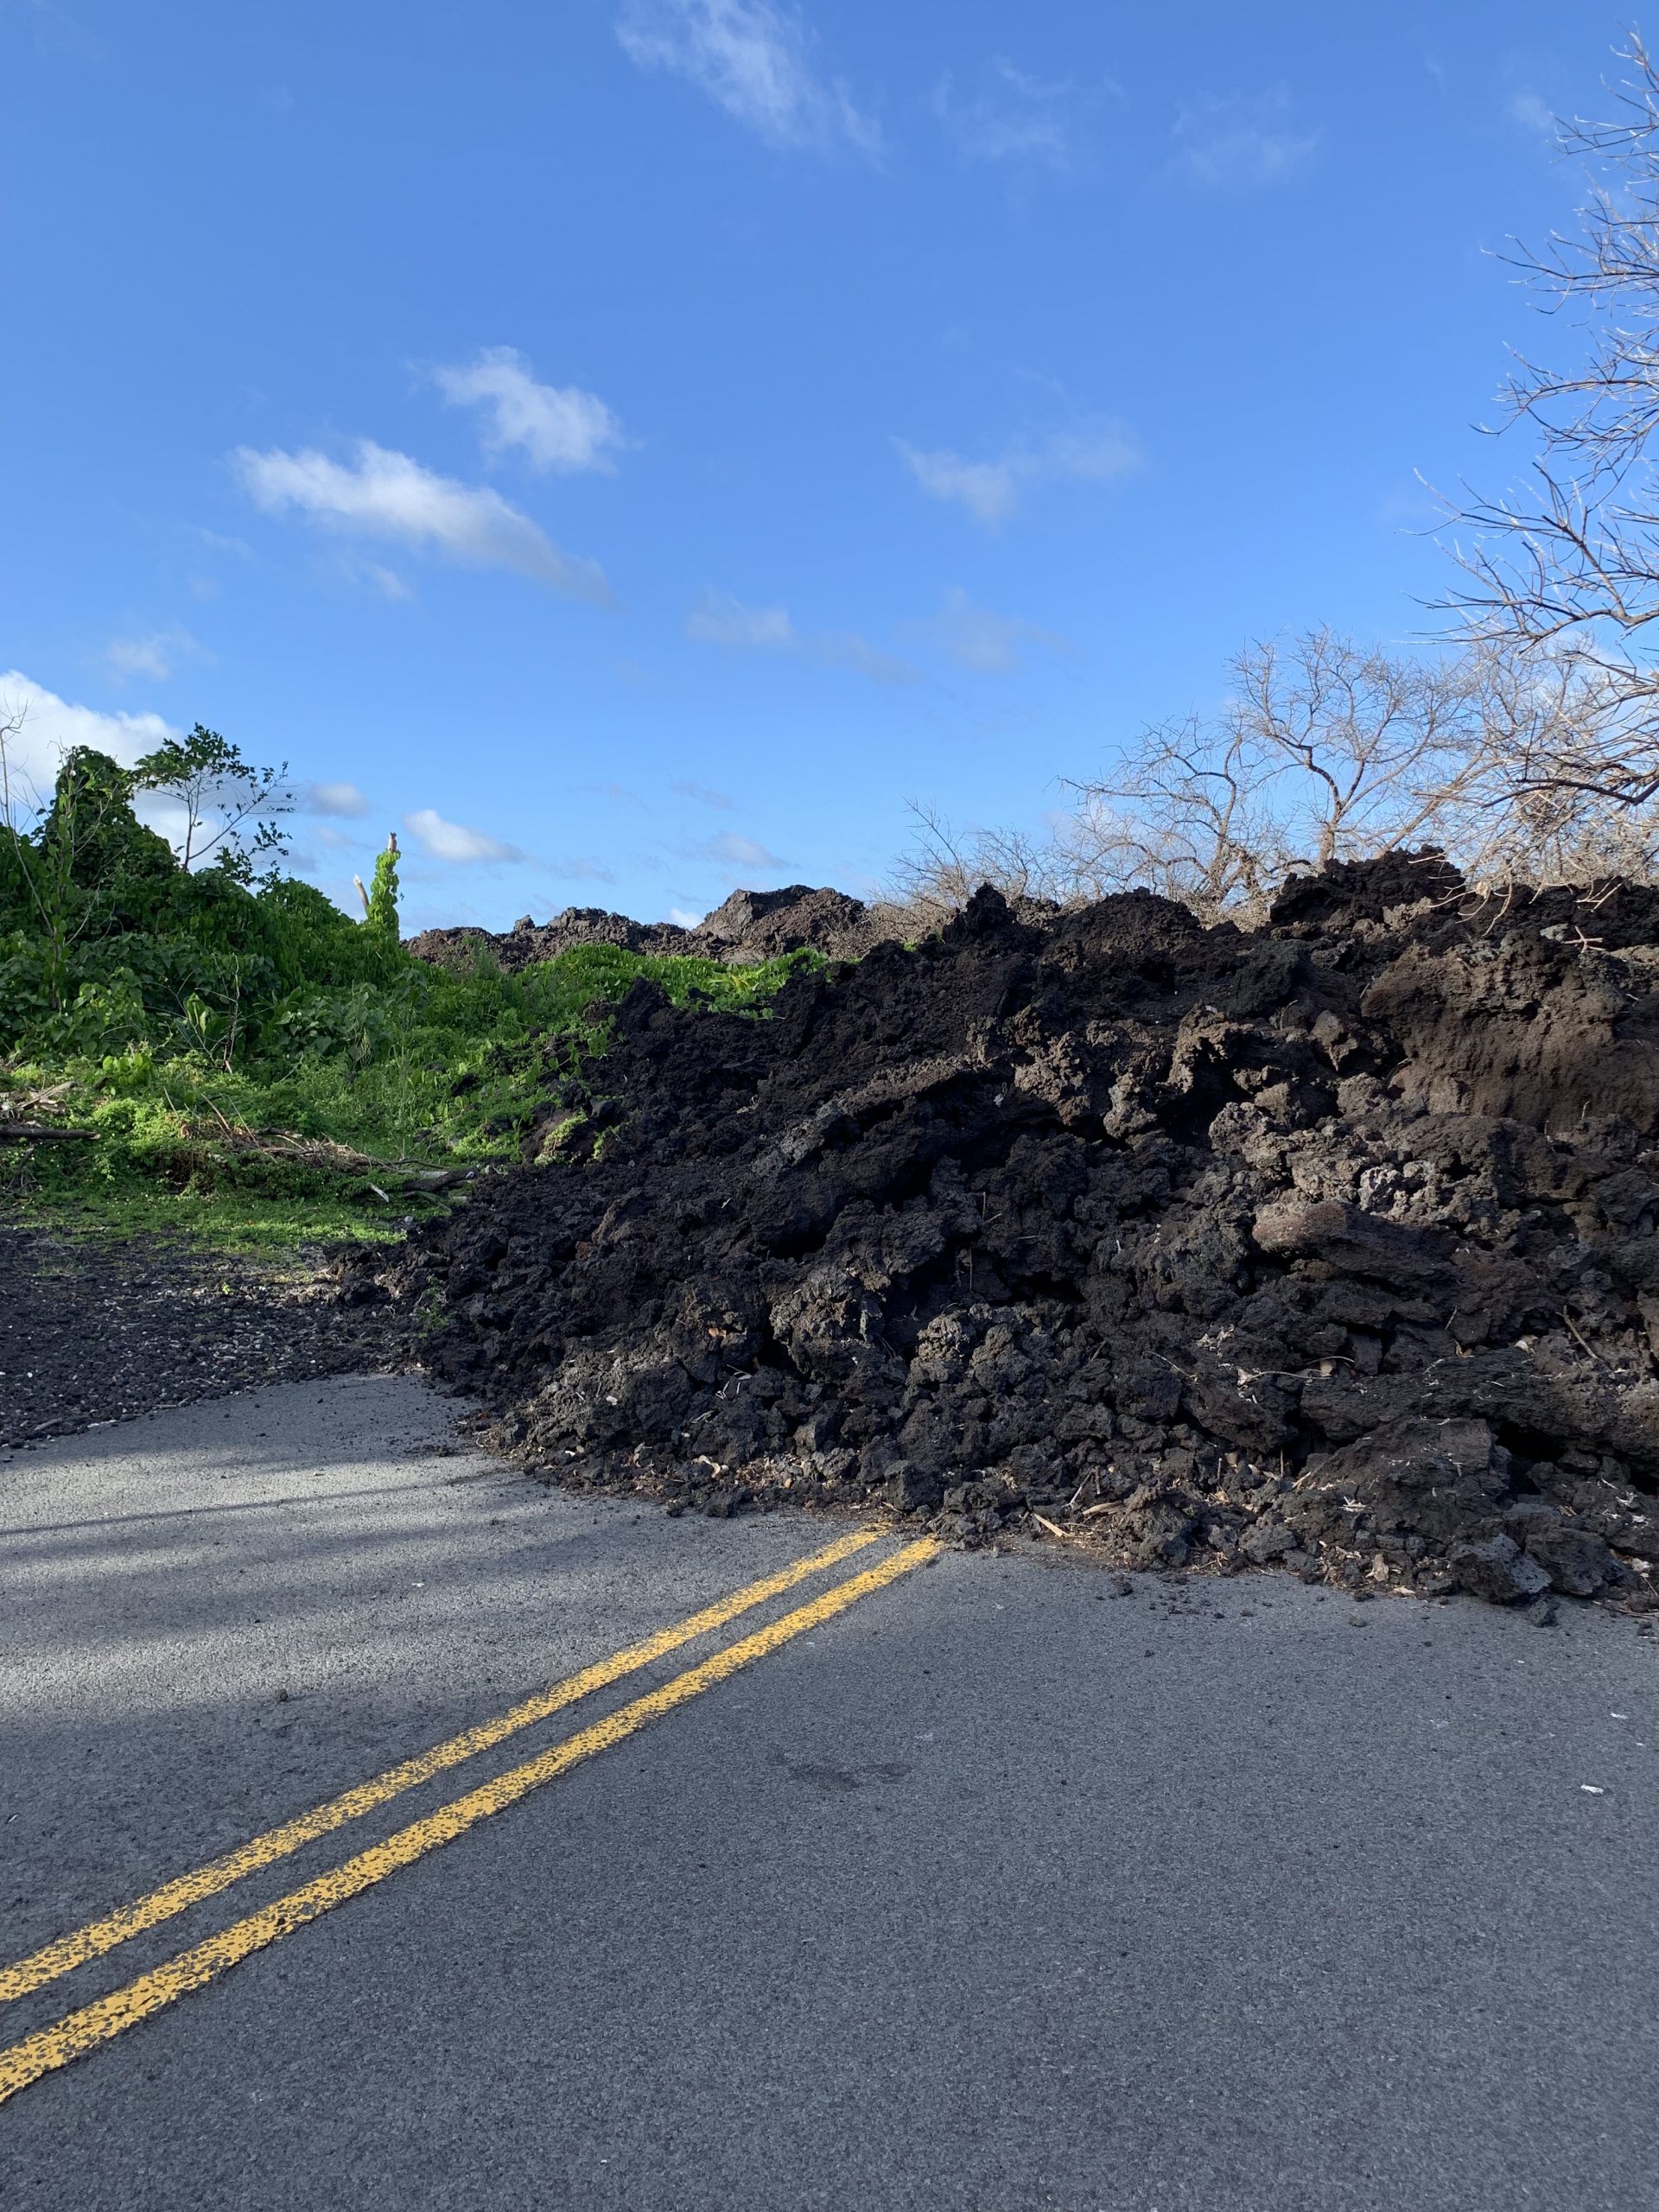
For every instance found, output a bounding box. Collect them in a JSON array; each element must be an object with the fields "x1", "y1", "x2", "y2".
[
  {"x1": 885, "y1": 802, "x2": 1079, "y2": 926},
  {"x1": 1447, "y1": 35, "x2": 1659, "y2": 809},
  {"x1": 1449, "y1": 644, "x2": 1659, "y2": 880},
  {"x1": 0, "y1": 691, "x2": 40, "y2": 835},
  {"x1": 1058, "y1": 631, "x2": 1497, "y2": 921},
  {"x1": 1054, "y1": 712, "x2": 1290, "y2": 923},
  {"x1": 891, "y1": 620, "x2": 1659, "y2": 929}
]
